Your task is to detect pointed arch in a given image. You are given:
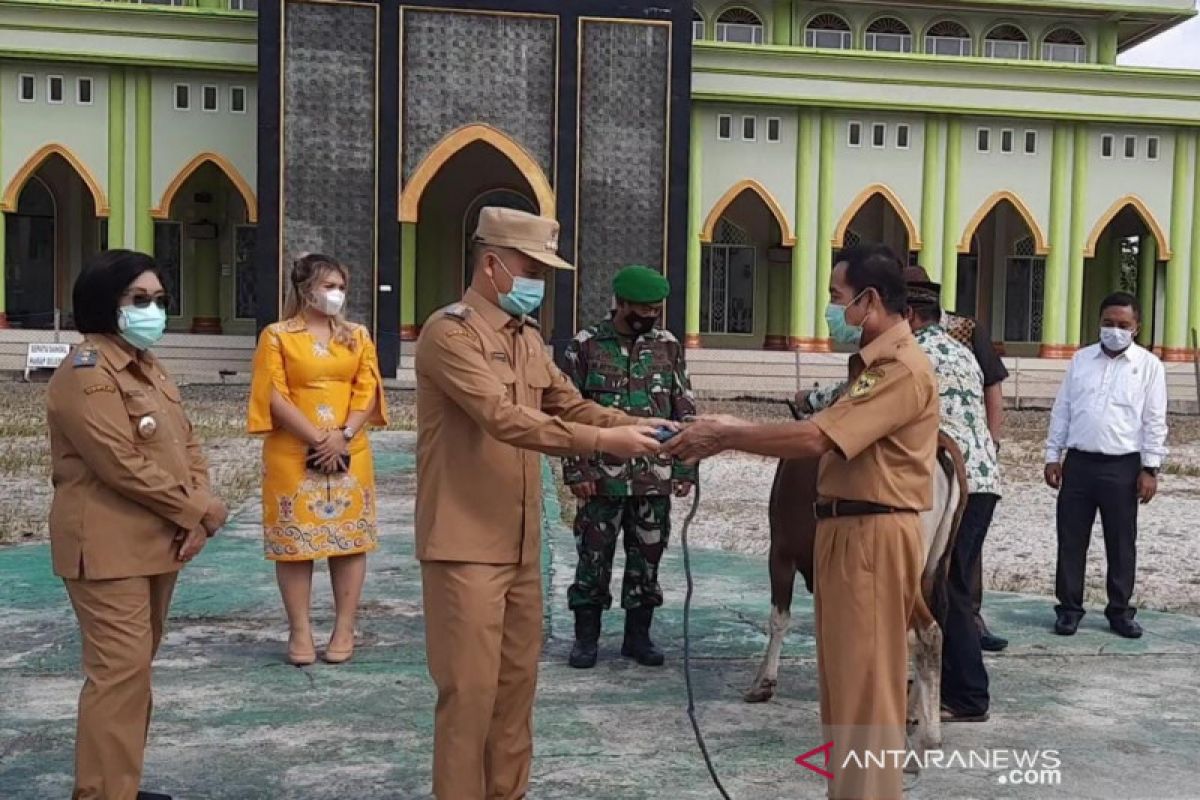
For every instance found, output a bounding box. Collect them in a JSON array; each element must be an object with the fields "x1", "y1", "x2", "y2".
[
  {"x1": 1084, "y1": 195, "x2": 1171, "y2": 260},
  {"x1": 700, "y1": 179, "x2": 796, "y2": 246},
  {"x1": 152, "y1": 152, "x2": 257, "y2": 223},
  {"x1": 832, "y1": 183, "x2": 922, "y2": 250},
  {"x1": 400, "y1": 124, "x2": 555, "y2": 223},
  {"x1": 1, "y1": 143, "x2": 109, "y2": 216},
  {"x1": 958, "y1": 191, "x2": 1048, "y2": 255}
]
